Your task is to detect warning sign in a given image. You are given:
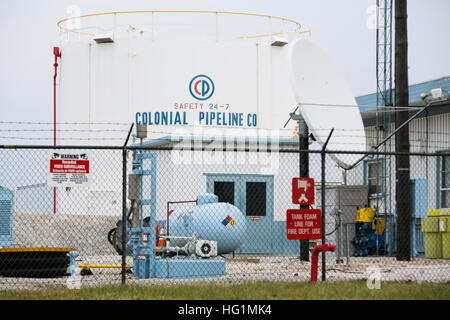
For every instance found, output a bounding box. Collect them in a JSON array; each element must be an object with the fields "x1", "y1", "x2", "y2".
[
  {"x1": 286, "y1": 209, "x2": 322, "y2": 240},
  {"x1": 47, "y1": 151, "x2": 91, "y2": 187},
  {"x1": 292, "y1": 178, "x2": 315, "y2": 205}
]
